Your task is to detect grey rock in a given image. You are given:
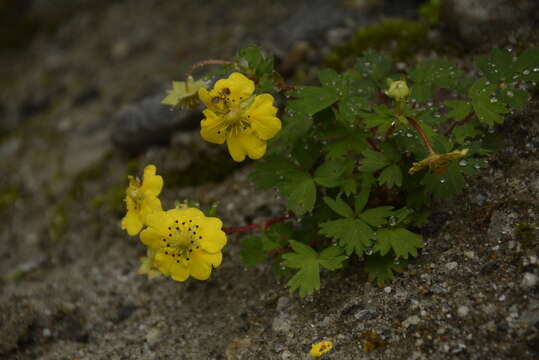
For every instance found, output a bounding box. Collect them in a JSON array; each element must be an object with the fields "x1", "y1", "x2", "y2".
[
  {"x1": 110, "y1": 95, "x2": 201, "y2": 154},
  {"x1": 441, "y1": 0, "x2": 539, "y2": 46},
  {"x1": 521, "y1": 272, "x2": 538, "y2": 288}
]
